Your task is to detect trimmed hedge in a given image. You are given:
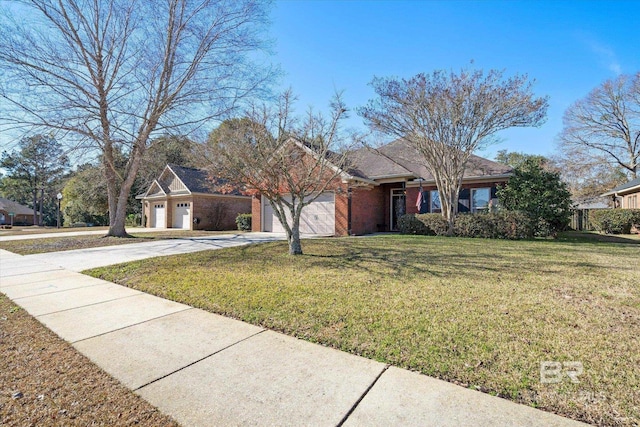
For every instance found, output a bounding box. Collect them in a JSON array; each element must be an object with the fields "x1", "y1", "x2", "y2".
[
  {"x1": 589, "y1": 209, "x2": 640, "y2": 234},
  {"x1": 399, "y1": 211, "x2": 534, "y2": 240},
  {"x1": 398, "y1": 213, "x2": 448, "y2": 236},
  {"x1": 454, "y1": 211, "x2": 534, "y2": 239},
  {"x1": 235, "y1": 213, "x2": 252, "y2": 231}
]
